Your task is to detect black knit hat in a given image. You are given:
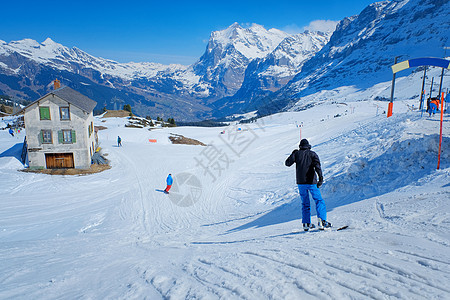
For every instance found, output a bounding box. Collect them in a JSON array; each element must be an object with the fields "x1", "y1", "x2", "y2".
[{"x1": 299, "y1": 139, "x2": 311, "y2": 149}]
